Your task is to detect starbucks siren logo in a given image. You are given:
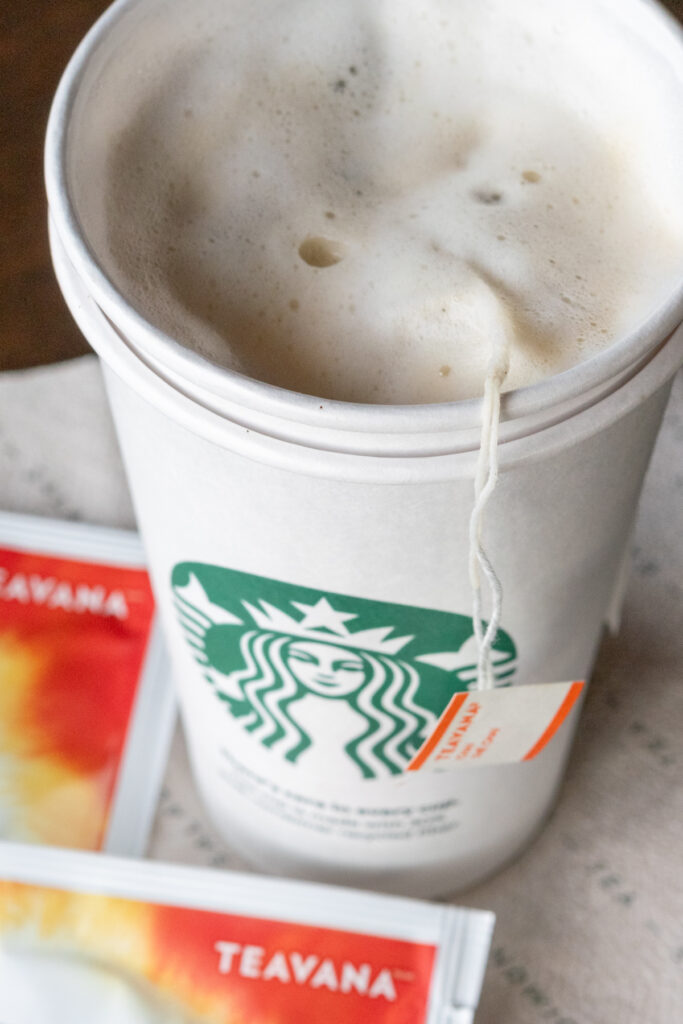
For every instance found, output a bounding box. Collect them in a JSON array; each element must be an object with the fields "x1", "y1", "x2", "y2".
[{"x1": 172, "y1": 564, "x2": 517, "y2": 779}]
